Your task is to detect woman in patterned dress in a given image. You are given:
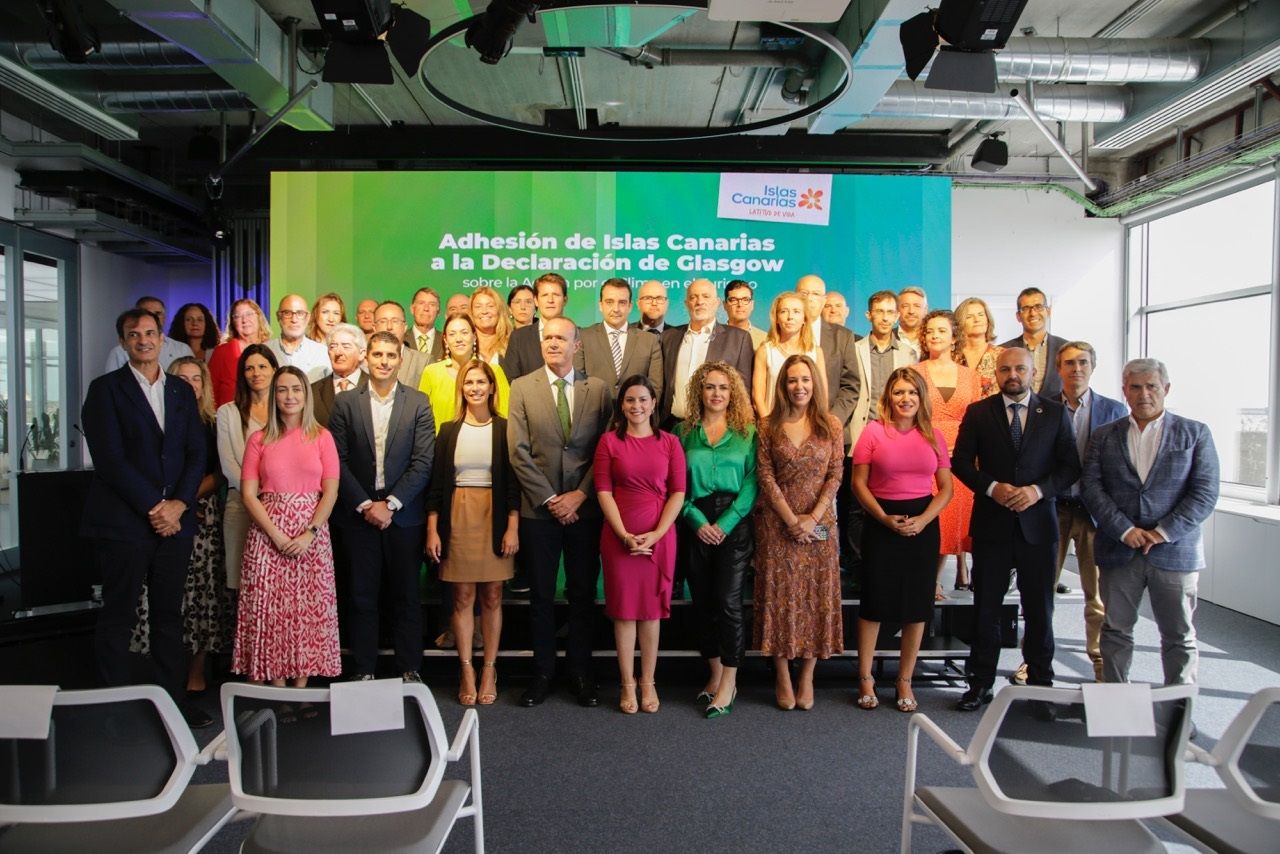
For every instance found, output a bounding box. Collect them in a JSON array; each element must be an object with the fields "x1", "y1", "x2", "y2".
[
  {"x1": 912, "y1": 310, "x2": 983, "y2": 595},
  {"x1": 955, "y1": 297, "x2": 1004, "y2": 401},
  {"x1": 233, "y1": 366, "x2": 341, "y2": 686},
  {"x1": 752, "y1": 354, "x2": 844, "y2": 711}
]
